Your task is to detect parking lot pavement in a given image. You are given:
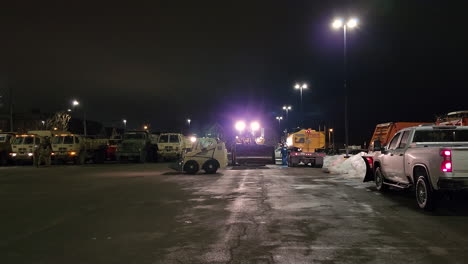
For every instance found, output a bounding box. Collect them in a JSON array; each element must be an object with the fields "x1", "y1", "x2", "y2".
[{"x1": 2, "y1": 164, "x2": 468, "y2": 263}]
